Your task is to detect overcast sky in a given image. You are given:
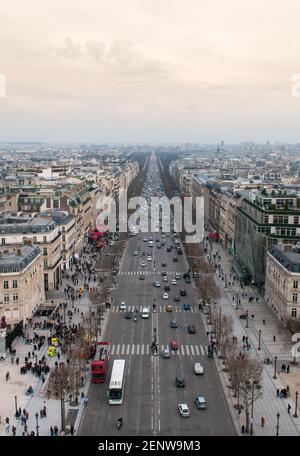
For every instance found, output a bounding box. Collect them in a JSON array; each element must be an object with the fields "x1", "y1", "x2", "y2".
[{"x1": 1, "y1": 0, "x2": 300, "y2": 143}]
